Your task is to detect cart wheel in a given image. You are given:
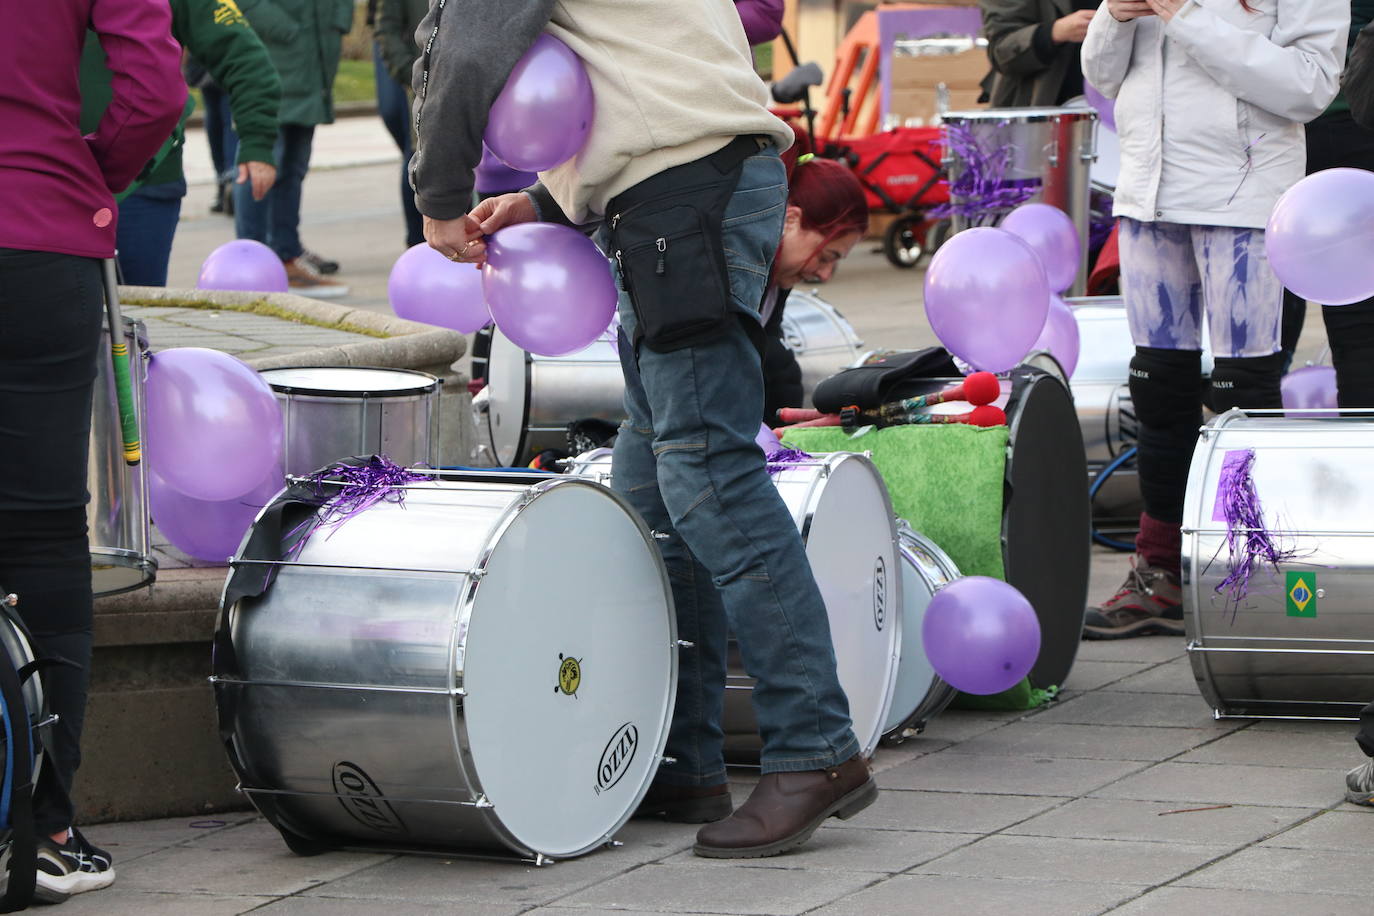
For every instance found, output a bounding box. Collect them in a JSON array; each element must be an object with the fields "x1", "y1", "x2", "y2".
[{"x1": 883, "y1": 215, "x2": 925, "y2": 269}]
